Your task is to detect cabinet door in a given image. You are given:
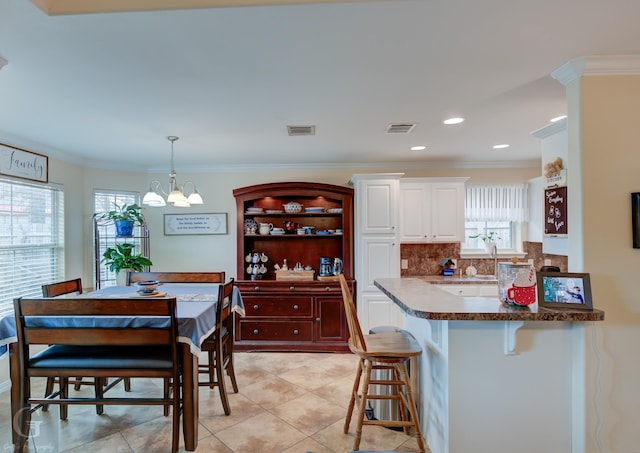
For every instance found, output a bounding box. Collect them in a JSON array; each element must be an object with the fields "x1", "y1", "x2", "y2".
[
  {"x1": 315, "y1": 296, "x2": 346, "y2": 342},
  {"x1": 399, "y1": 182, "x2": 430, "y2": 243},
  {"x1": 358, "y1": 179, "x2": 398, "y2": 234},
  {"x1": 361, "y1": 237, "x2": 399, "y2": 293},
  {"x1": 430, "y1": 182, "x2": 465, "y2": 242},
  {"x1": 359, "y1": 293, "x2": 402, "y2": 334}
]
